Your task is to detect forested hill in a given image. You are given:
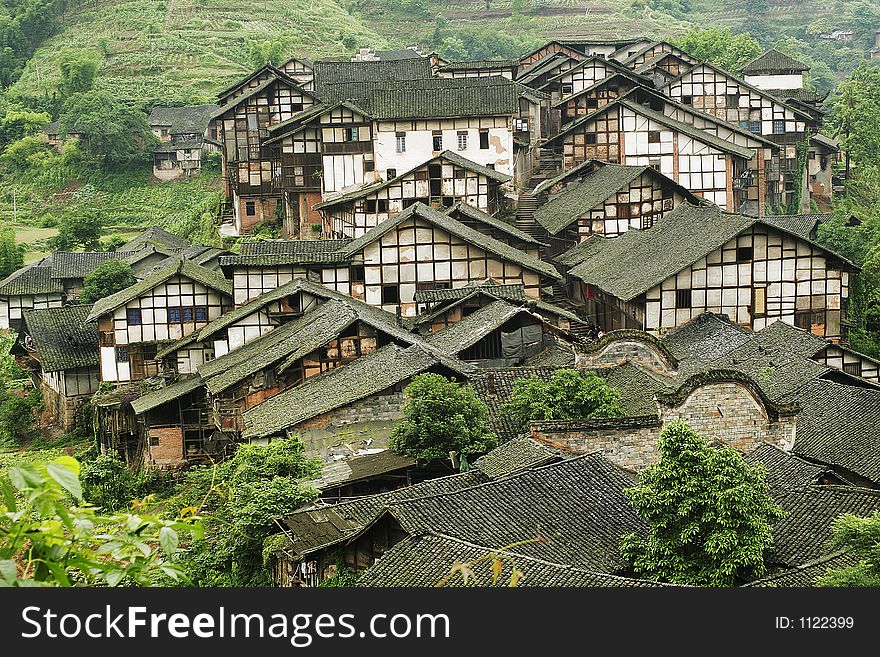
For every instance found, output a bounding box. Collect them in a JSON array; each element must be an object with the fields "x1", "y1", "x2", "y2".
[{"x1": 5, "y1": 0, "x2": 876, "y2": 107}]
